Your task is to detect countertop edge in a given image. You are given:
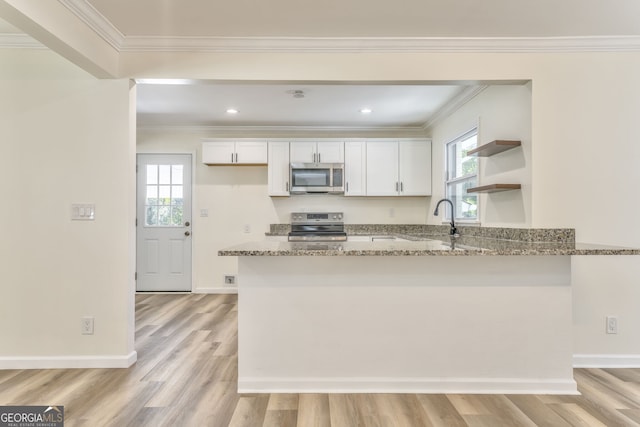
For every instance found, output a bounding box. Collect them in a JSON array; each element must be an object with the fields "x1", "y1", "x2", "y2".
[{"x1": 218, "y1": 248, "x2": 640, "y2": 257}]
